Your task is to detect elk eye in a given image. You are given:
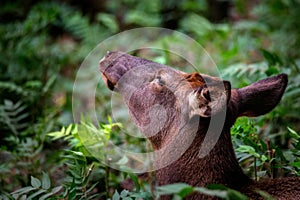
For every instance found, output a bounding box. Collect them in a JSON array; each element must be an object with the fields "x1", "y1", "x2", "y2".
[{"x1": 156, "y1": 75, "x2": 165, "y2": 86}]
